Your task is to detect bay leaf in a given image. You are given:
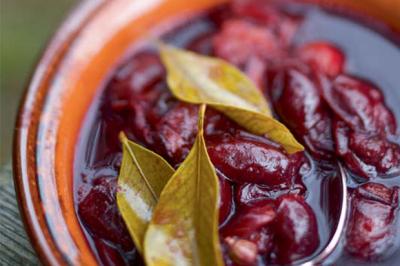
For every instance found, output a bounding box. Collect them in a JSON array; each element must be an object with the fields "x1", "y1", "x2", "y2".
[
  {"x1": 212, "y1": 104, "x2": 303, "y2": 154},
  {"x1": 159, "y1": 43, "x2": 271, "y2": 116},
  {"x1": 144, "y1": 105, "x2": 224, "y2": 266},
  {"x1": 117, "y1": 133, "x2": 175, "y2": 254},
  {"x1": 159, "y1": 44, "x2": 304, "y2": 154}
]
